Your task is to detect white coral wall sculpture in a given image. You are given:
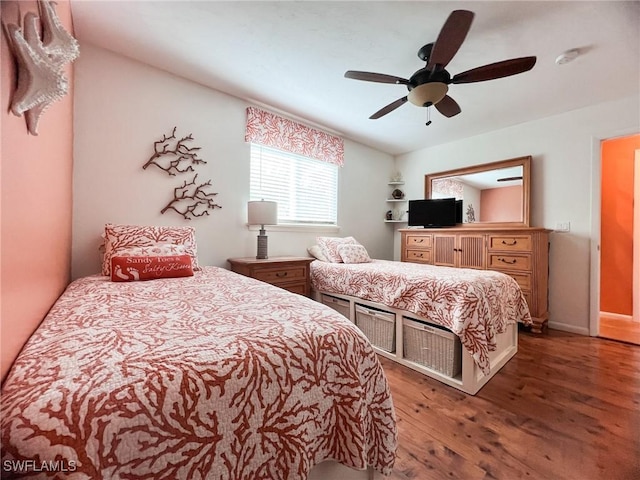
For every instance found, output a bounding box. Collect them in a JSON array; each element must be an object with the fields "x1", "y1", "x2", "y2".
[{"x1": 3, "y1": 0, "x2": 79, "y2": 135}]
